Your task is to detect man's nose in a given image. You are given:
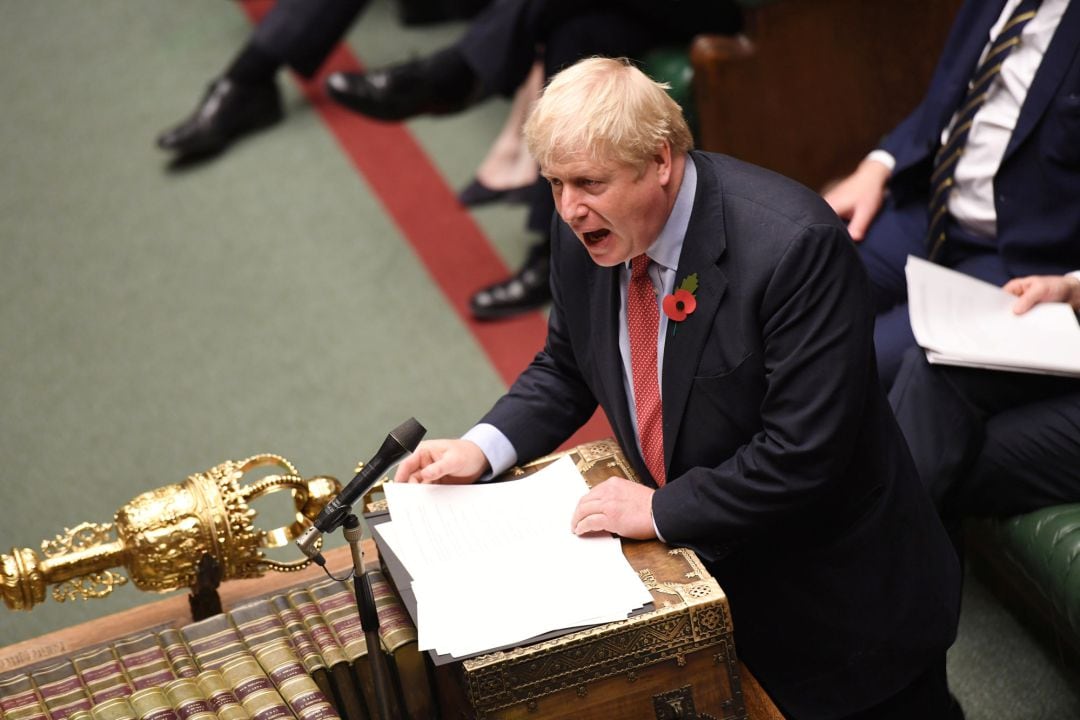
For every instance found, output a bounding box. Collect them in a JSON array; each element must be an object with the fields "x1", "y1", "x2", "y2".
[{"x1": 558, "y1": 188, "x2": 587, "y2": 223}]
